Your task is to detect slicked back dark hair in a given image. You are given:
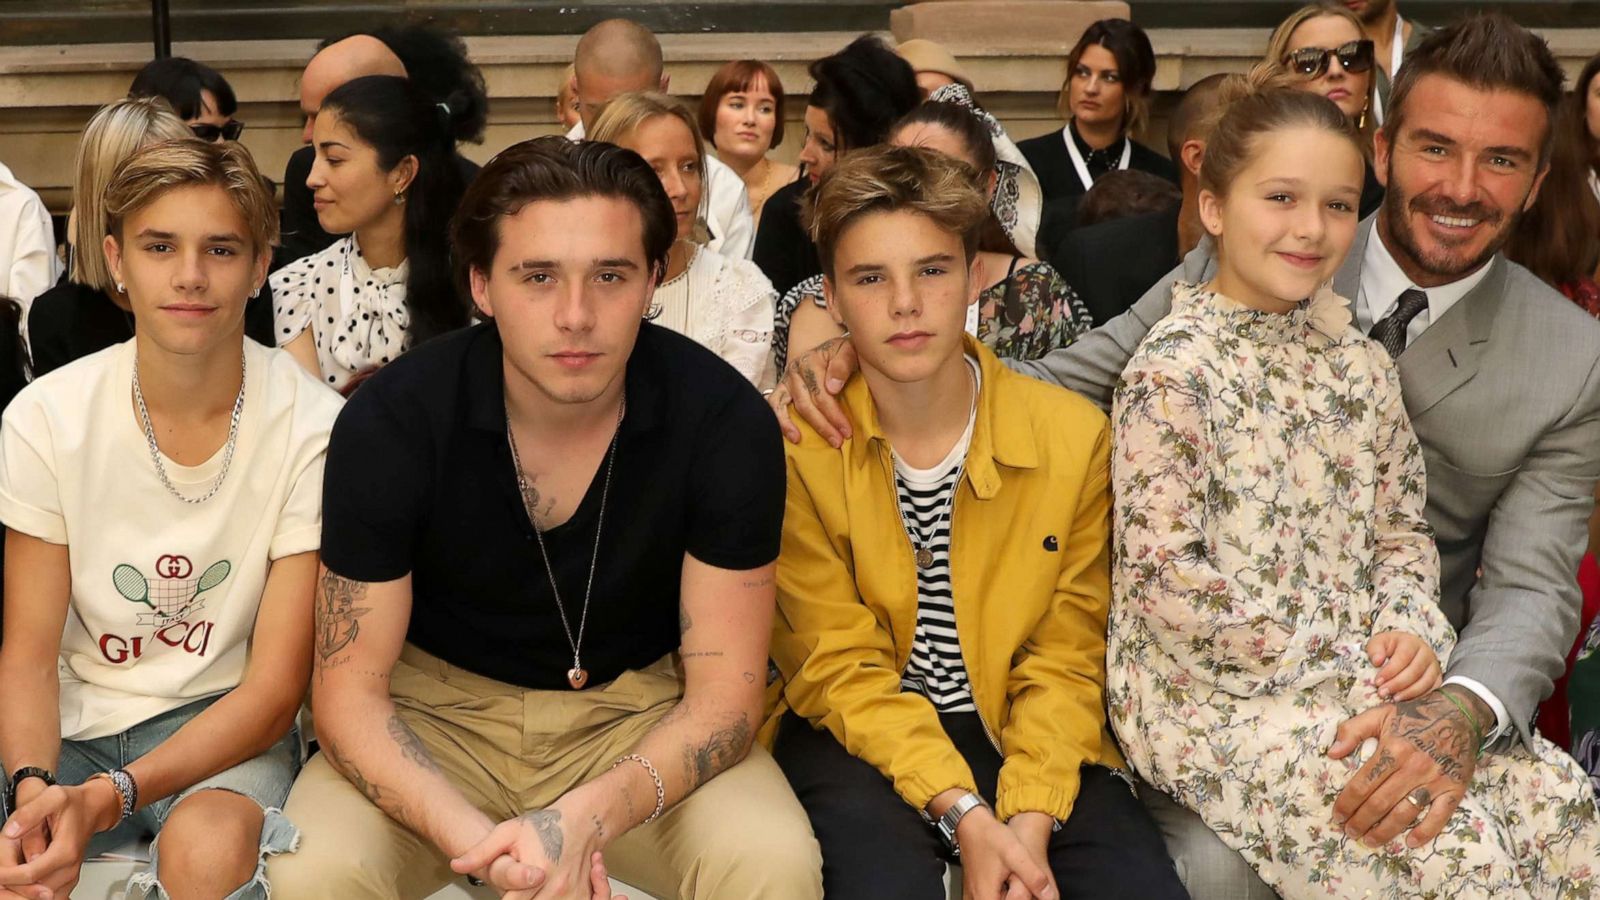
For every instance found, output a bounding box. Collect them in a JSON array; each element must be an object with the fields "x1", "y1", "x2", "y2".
[
  {"x1": 807, "y1": 35, "x2": 921, "y2": 154},
  {"x1": 451, "y1": 136, "x2": 676, "y2": 298},
  {"x1": 318, "y1": 23, "x2": 489, "y2": 144},
  {"x1": 128, "y1": 57, "x2": 237, "y2": 120},
  {"x1": 1386, "y1": 14, "x2": 1565, "y2": 164}
]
